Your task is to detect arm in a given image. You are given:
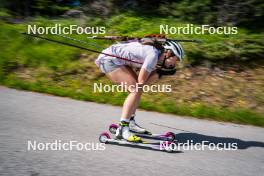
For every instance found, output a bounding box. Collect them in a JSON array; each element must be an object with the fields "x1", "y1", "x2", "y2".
[
  {"x1": 138, "y1": 68, "x2": 151, "y2": 84},
  {"x1": 138, "y1": 50, "x2": 159, "y2": 84}
]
